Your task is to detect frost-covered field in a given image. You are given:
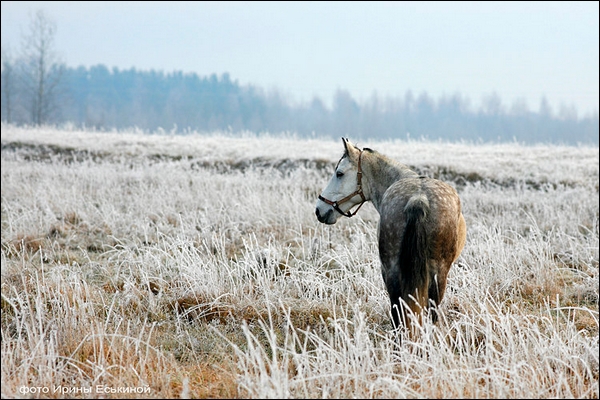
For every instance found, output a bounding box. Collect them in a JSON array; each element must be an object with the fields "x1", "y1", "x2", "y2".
[{"x1": 1, "y1": 124, "x2": 598, "y2": 399}]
